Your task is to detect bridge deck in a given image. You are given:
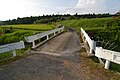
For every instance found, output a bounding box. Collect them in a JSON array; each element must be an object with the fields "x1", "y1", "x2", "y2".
[{"x1": 0, "y1": 32, "x2": 116, "y2": 80}]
